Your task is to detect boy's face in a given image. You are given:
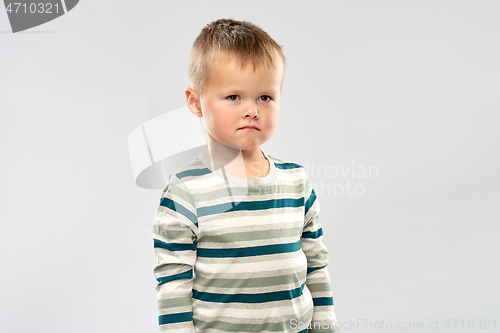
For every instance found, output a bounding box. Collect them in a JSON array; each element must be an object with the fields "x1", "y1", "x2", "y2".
[{"x1": 187, "y1": 53, "x2": 283, "y2": 153}]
